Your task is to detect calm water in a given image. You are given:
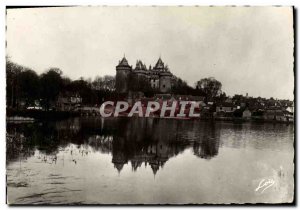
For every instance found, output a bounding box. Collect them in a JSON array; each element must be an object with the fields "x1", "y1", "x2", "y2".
[{"x1": 6, "y1": 117, "x2": 294, "y2": 204}]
